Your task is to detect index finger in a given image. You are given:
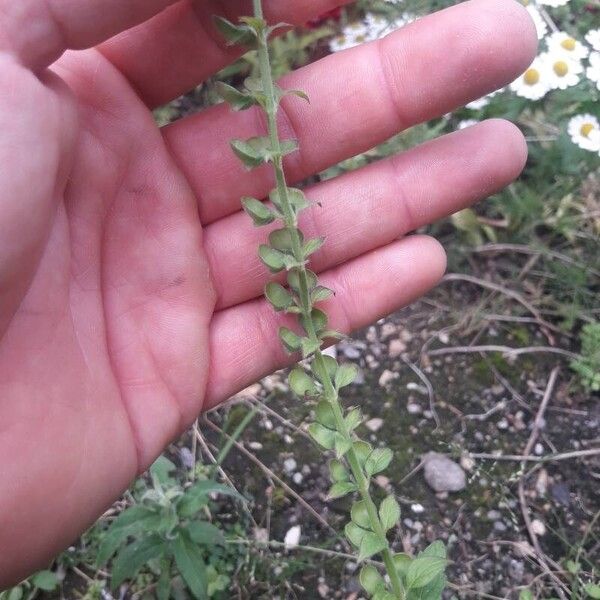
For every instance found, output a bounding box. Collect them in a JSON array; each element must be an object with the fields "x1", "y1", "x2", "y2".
[{"x1": 0, "y1": 0, "x2": 179, "y2": 71}]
